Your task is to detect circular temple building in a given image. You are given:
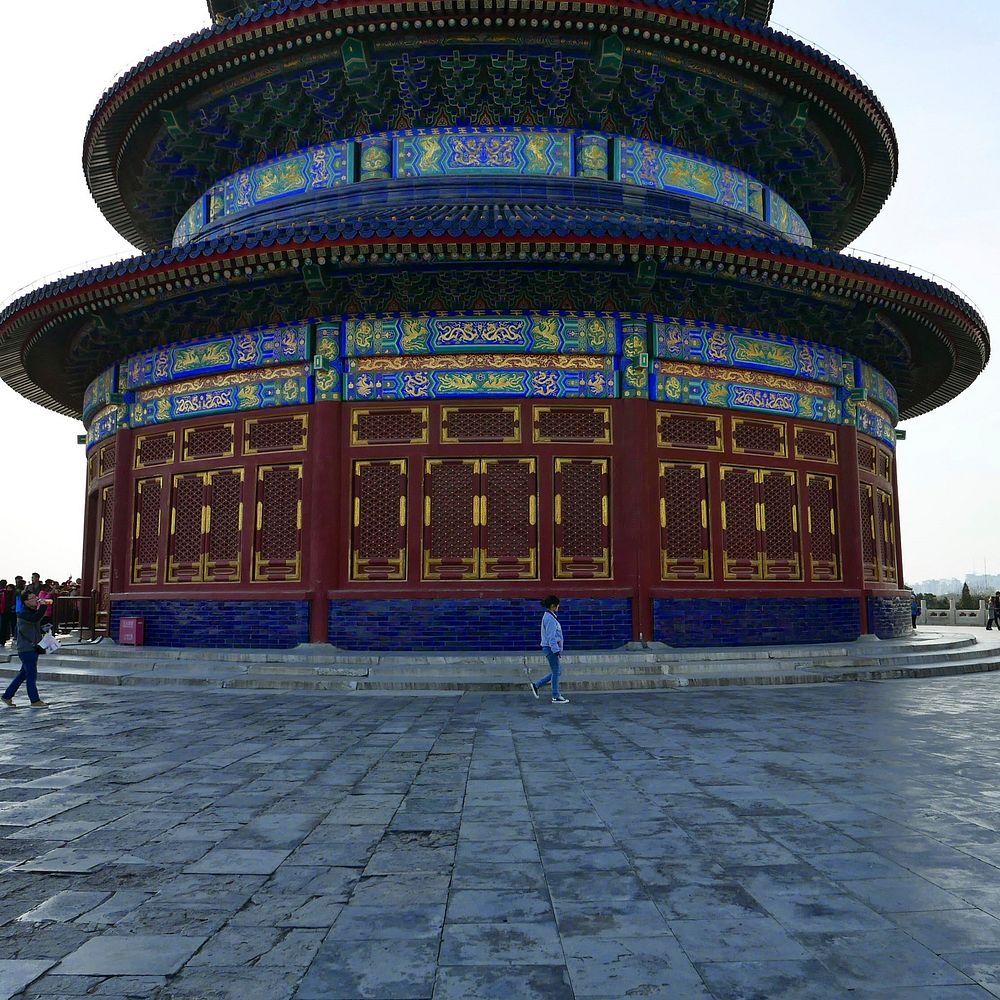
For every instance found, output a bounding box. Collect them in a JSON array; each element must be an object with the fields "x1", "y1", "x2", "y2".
[{"x1": 0, "y1": 0, "x2": 989, "y2": 650}]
